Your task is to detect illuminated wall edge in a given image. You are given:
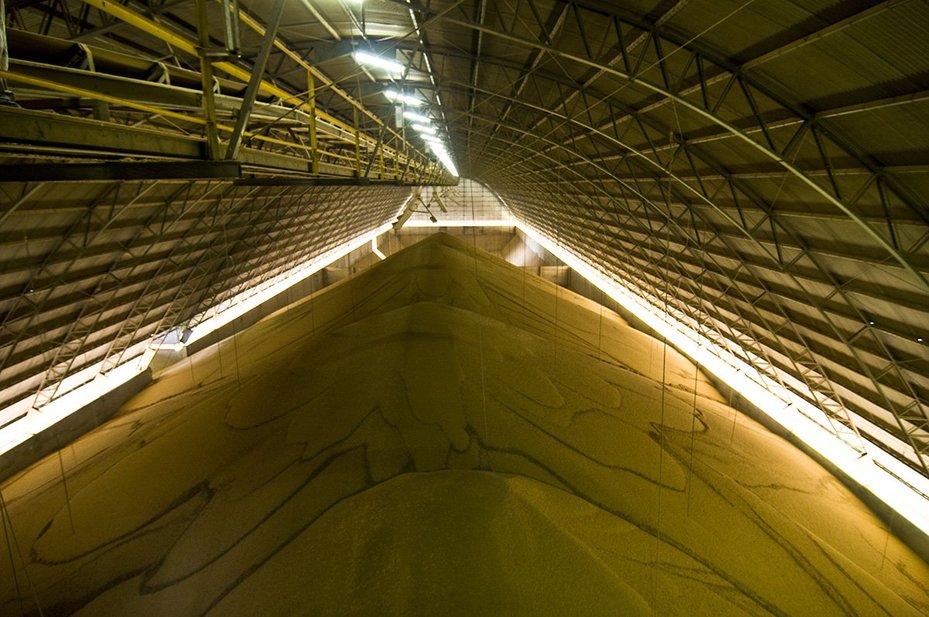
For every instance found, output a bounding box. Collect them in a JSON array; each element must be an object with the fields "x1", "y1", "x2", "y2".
[
  {"x1": 514, "y1": 219, "x2": 929, "y2": 536},
  {"x1": 0, "y1": 210, "x2": 407, "y2": 458},
  {"x1": 3, "y1": 206, "x2": 927, "y2": 539},
  {"x1": 403, "y1": 218, "x2": 515, "y2": 227}
]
